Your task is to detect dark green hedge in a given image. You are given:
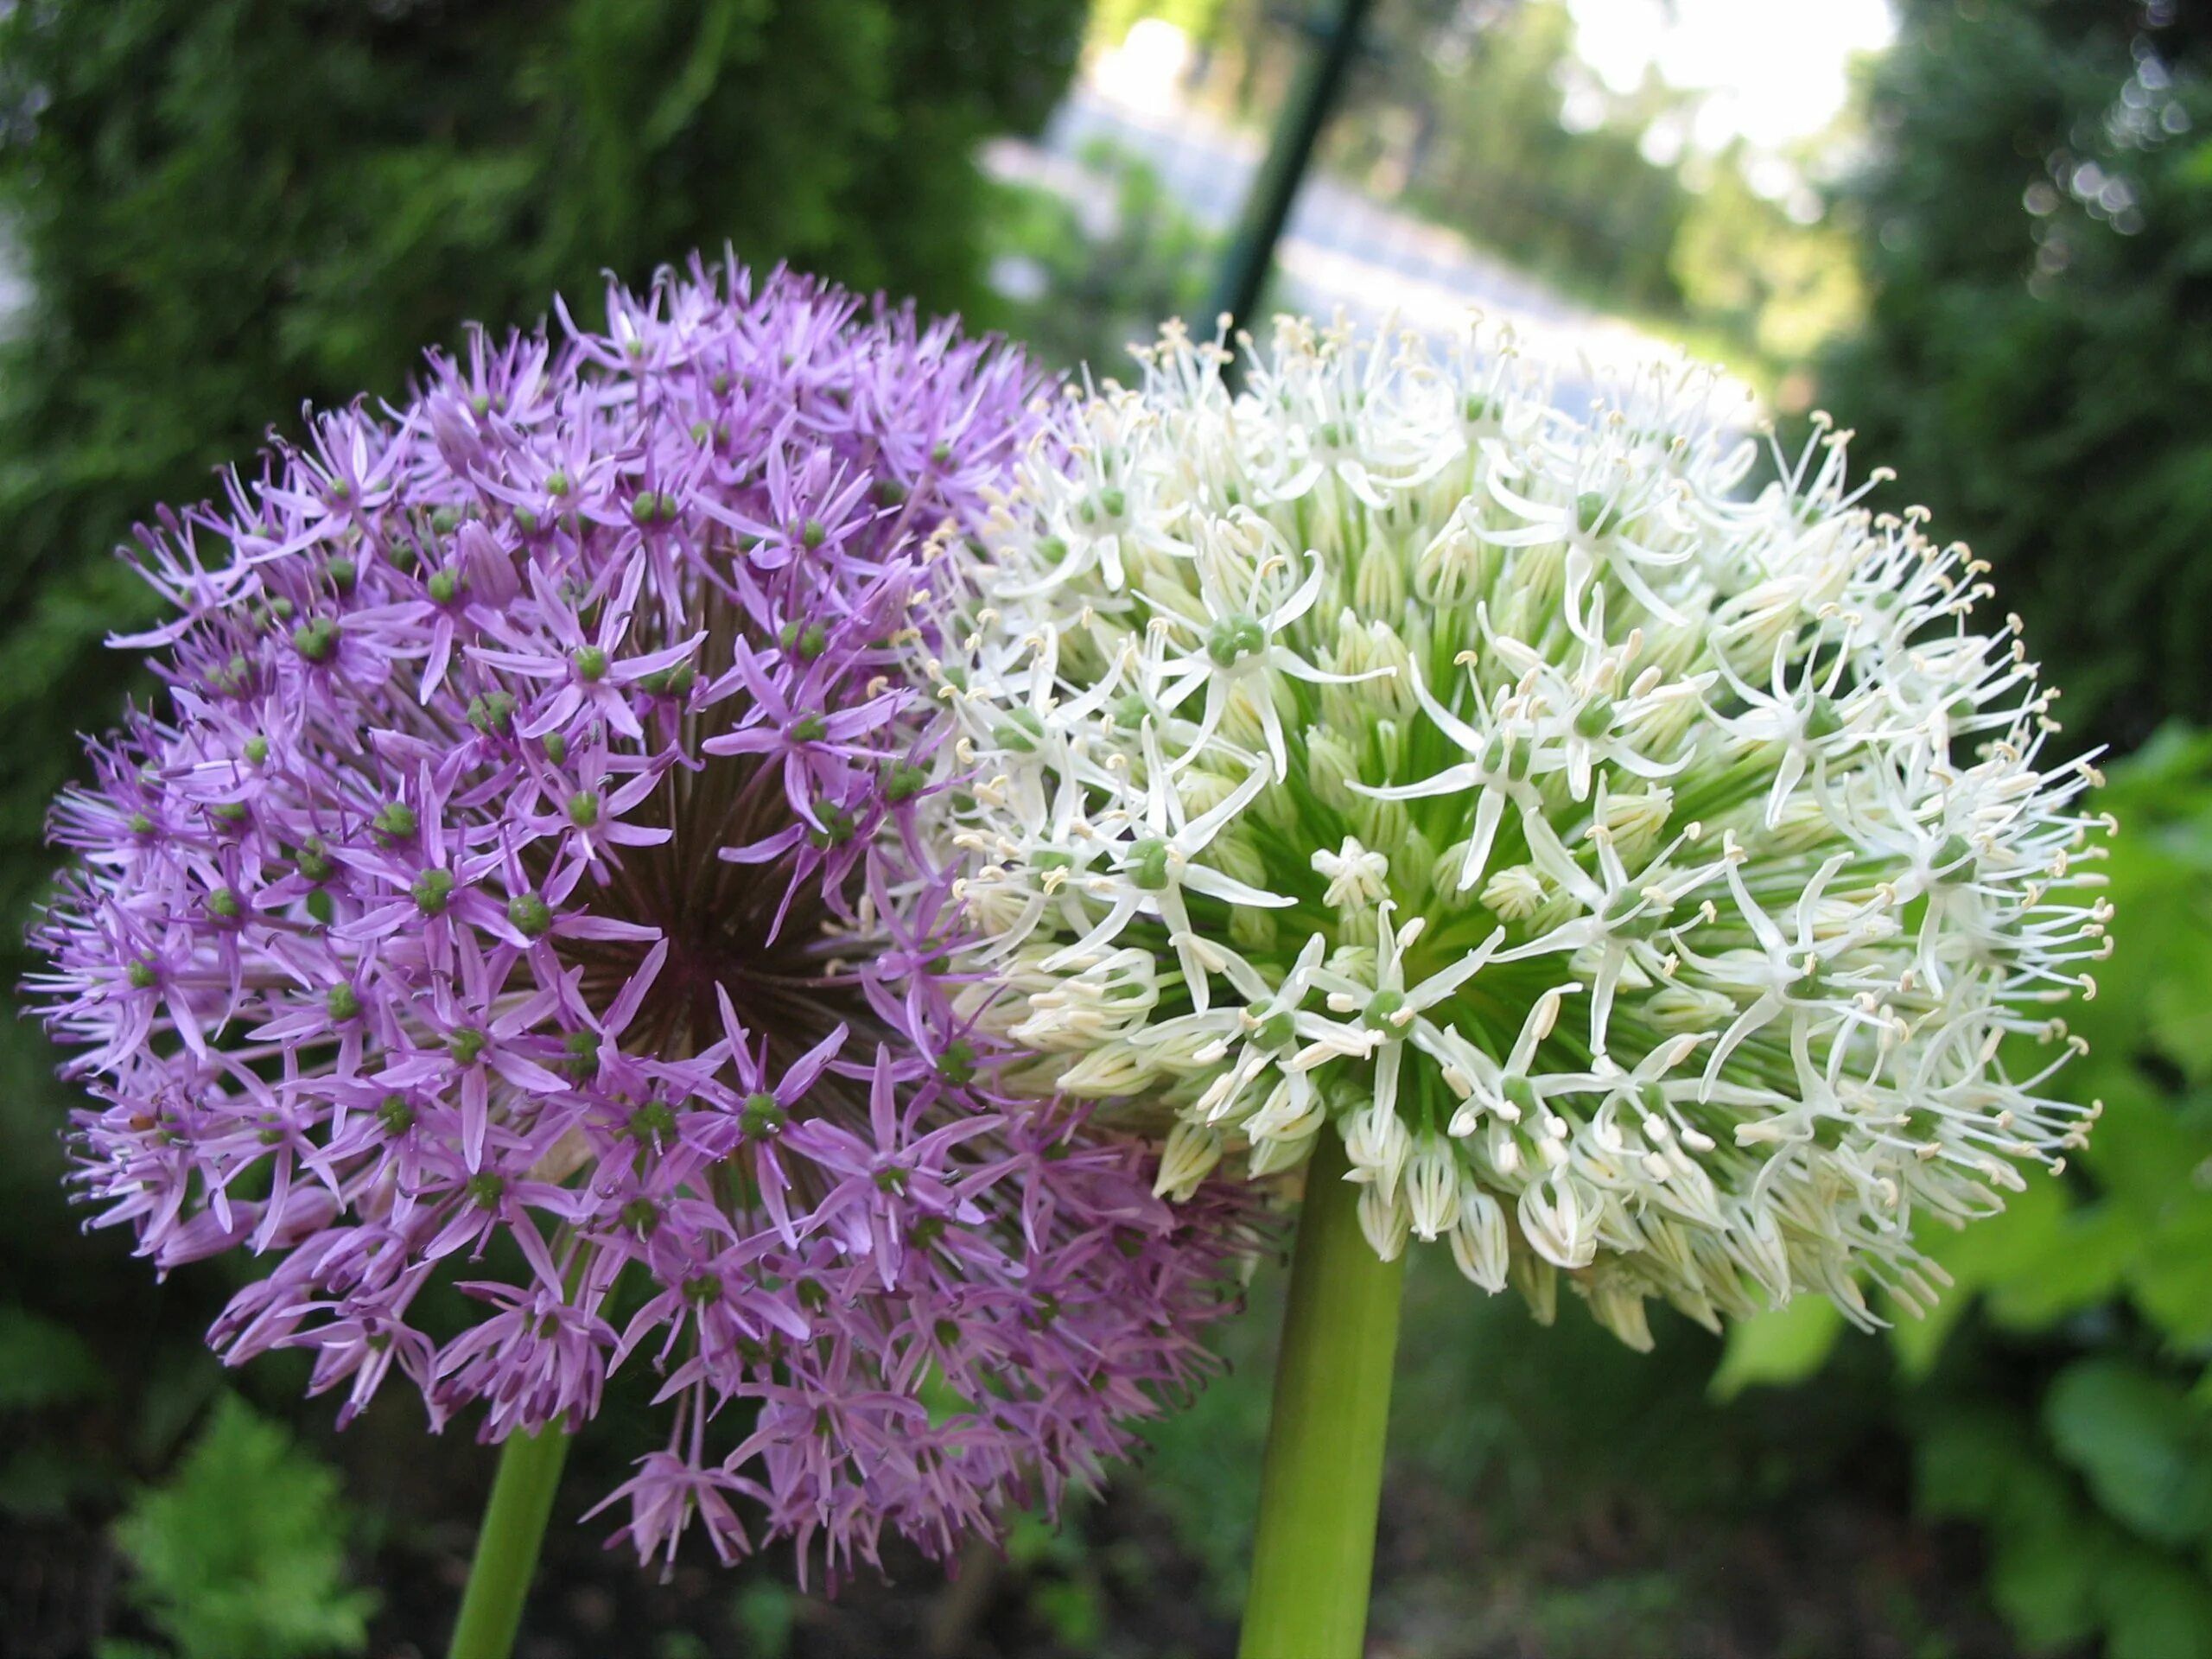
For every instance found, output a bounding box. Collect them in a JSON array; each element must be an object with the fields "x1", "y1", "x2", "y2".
[{"x1": 1816, "y1": 0, "x2": 2212, "y2": 750}]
